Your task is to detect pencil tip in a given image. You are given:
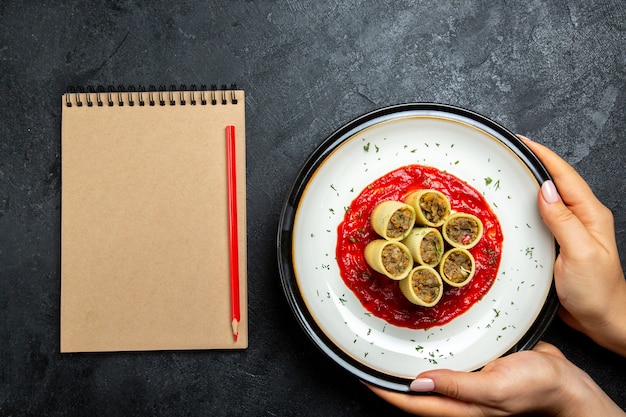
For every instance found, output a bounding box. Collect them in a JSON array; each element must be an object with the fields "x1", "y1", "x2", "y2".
[{"x1": 231, "y1": 318, "x2": 239, "y2": 342}]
